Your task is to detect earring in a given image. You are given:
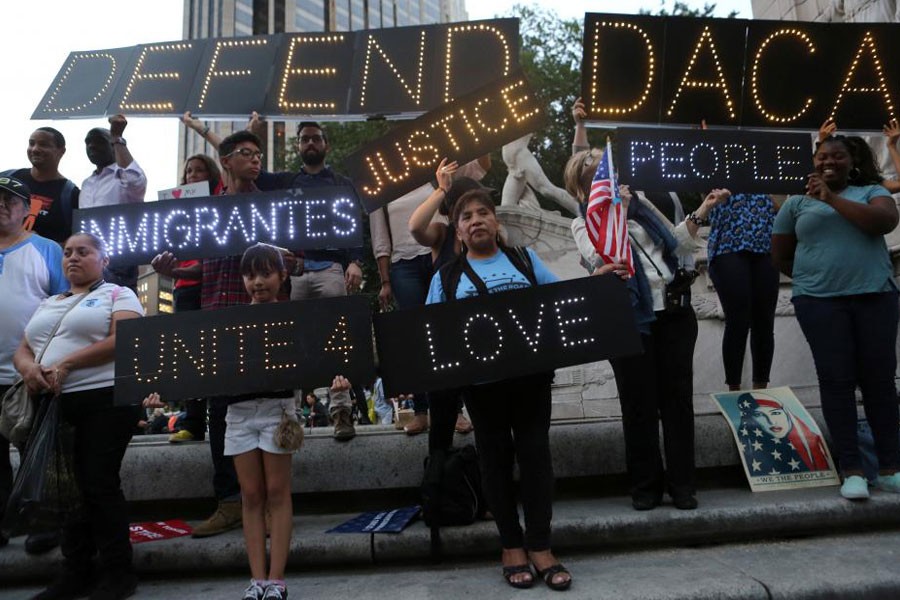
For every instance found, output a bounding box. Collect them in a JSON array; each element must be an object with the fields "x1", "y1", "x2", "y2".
[{"x1": 849, "y1": 167, "x2": 861, "y2": 181}]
